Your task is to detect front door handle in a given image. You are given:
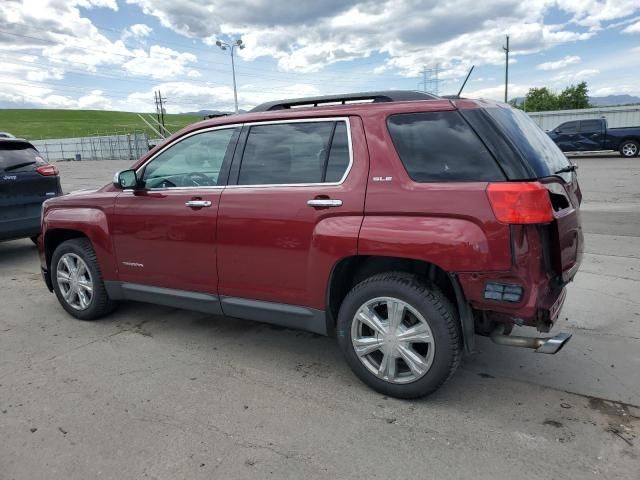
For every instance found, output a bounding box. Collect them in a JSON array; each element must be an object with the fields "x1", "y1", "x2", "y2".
[
  {"x1": 307, "y1": 199, "x2": 343, "y2": 208},
  {"x1": 185, "y1": 200, "x2": 212, "y2": 208}
]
